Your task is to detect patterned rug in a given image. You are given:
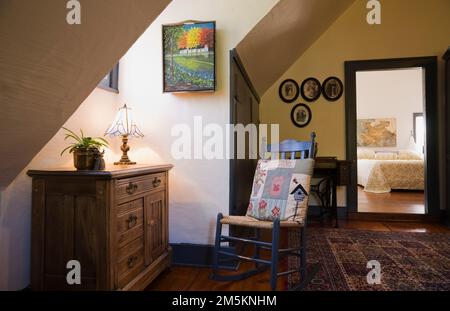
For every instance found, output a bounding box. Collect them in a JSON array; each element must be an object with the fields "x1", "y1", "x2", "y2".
[{"x1": 287, "y1": 228, "x2": 450, "y2": 291}]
